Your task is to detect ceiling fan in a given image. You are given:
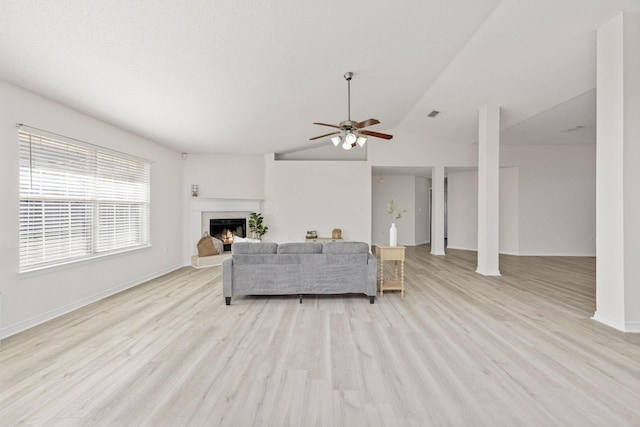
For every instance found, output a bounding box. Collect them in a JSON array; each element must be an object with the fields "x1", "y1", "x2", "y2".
[{"x1": 310, "y1": 72, "x2": 393, "y2": 150}]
